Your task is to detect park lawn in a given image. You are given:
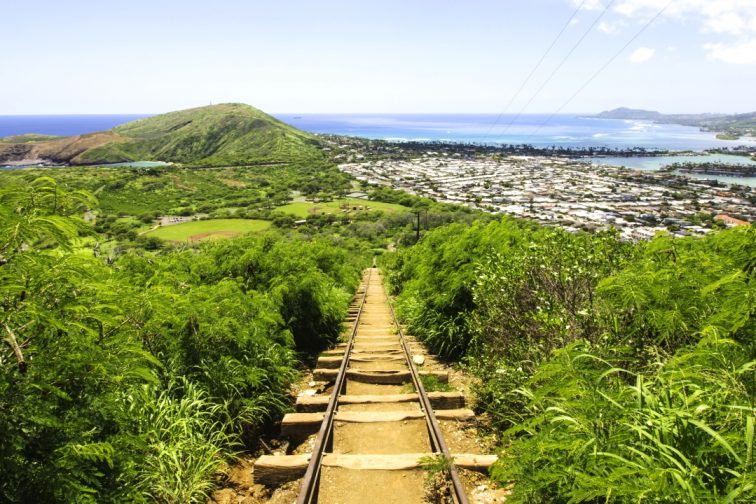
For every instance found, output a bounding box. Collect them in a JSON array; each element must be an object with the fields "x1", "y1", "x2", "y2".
[
  {"x1": 276, "y1": 198, "x2": 409, "y2": 218},
  {"x1": 146, "y1": 219, "x2": 271, "y2": 242}
]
